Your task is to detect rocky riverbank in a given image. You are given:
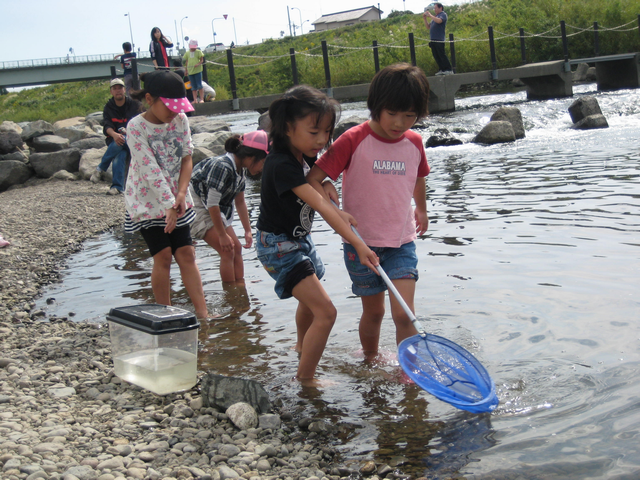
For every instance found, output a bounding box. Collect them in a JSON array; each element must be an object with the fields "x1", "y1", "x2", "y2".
[{"x1": 0, "y1": 180, "x2": 405, "y2": 480}]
